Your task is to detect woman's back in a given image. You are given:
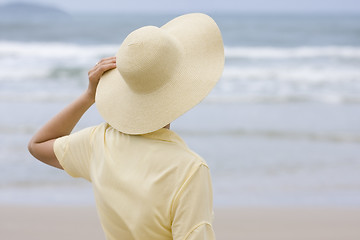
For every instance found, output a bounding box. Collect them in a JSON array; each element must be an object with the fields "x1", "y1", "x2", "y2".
[{"x1": 54, "y1": 123, "x2": 215, "y2": 240}]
